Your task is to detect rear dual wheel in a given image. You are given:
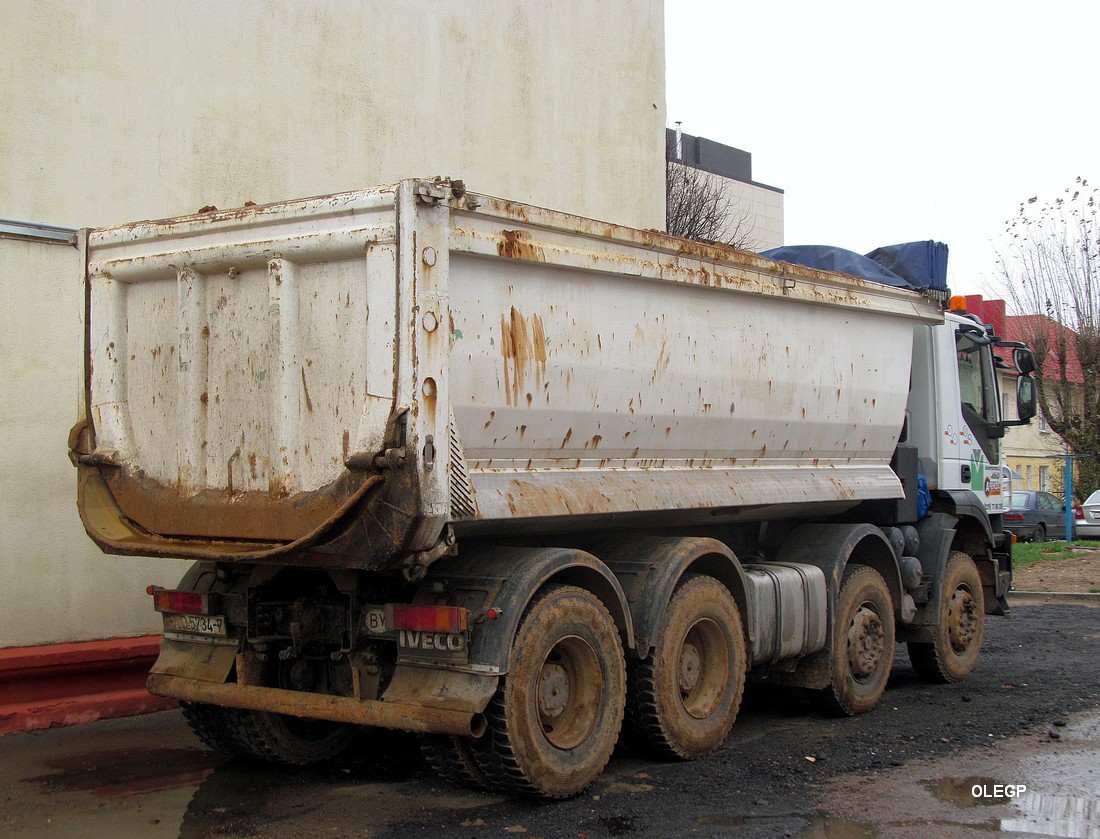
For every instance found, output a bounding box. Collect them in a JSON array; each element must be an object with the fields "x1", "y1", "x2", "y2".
[
  {"x1": 624, "y1": 575, "x2": 746, "y2": 759},
  {"x1": 469, "y1": 584, "x2": 626, "y2": 798}
]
